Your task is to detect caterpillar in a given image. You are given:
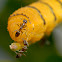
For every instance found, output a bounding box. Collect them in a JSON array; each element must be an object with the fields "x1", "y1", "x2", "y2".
[{"x1": 7, "y1": 0, "x2": 62, "y2": 58}]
